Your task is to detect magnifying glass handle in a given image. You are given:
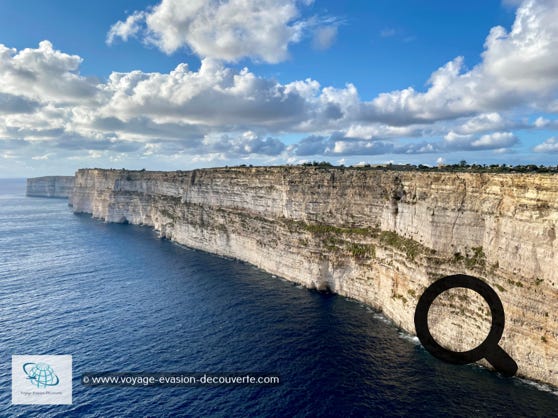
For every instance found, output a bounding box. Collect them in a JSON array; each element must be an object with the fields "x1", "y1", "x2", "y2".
[{"x1": 485, "y1": 345, "x2": 518, "y2": 377}]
